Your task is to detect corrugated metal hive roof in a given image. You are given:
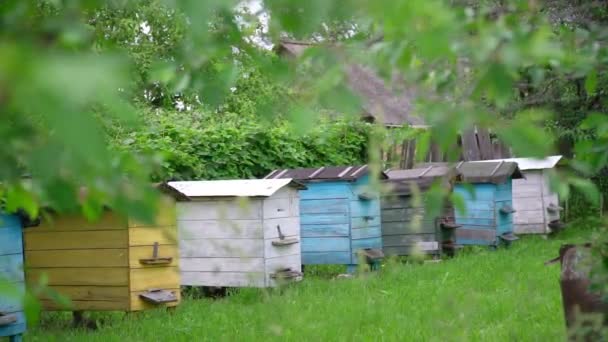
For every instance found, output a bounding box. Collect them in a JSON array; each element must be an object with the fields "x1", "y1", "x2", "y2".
[
  {"x1": 167, "y1": 179, "x2": 305, "y2": 198},
  {"x1": 265, "y1": 165, "x2": 387, "y2": 181}
]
